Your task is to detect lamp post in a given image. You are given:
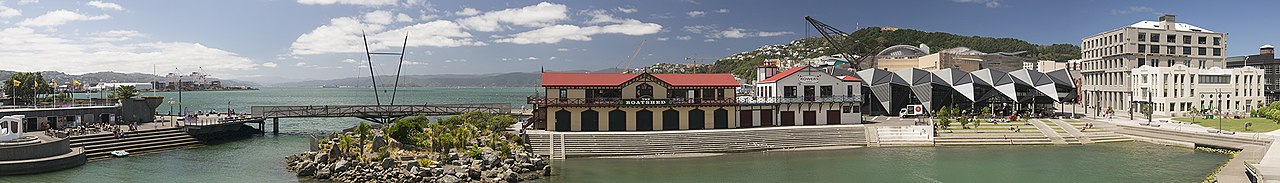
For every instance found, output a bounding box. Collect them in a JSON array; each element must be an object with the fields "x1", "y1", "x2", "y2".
[{"x1": 168, "y1": 99, "x2": 175, "y2": 116}]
